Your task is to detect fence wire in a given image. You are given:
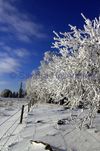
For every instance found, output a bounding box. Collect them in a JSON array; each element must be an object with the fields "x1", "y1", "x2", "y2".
[
  {"x1": 0, "y1": 109, "x2": 21, "y2": 127},
  {"x1": 0, "y1": 102, "x2": 34, "y2": 151}
]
